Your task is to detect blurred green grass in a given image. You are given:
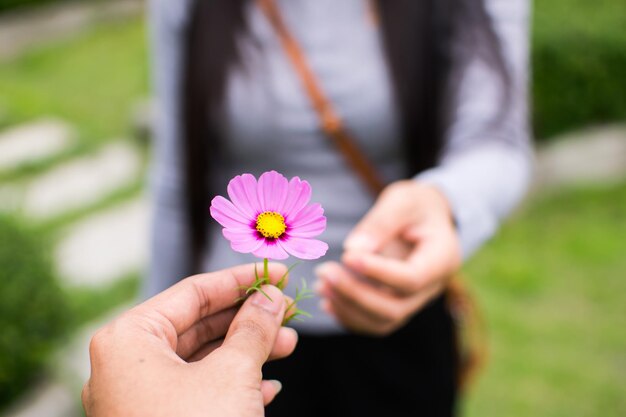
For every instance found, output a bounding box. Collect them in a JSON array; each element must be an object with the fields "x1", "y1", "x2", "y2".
[
  {"x1": 0, "y1": 16, "x2": 148, "y2": 142},
  {"x1": 464, "y1": 182, "x2": 626, "y2": 417},
  {"x1": 532, "y1": 0, "x2": 626, "y2": 138}
]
